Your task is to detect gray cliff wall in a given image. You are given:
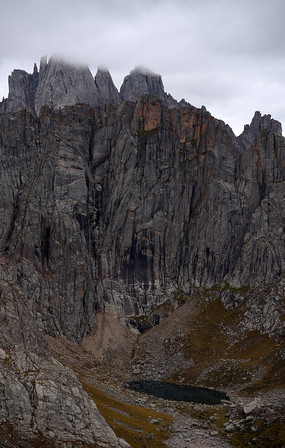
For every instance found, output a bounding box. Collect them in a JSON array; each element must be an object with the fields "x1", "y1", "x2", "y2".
[
  {"x1": 0, "y1": 106, "x2": 128, "y2": 448},
  {"x1": 0, "y1": 57, "x2": 123, "y2": 116},
  {"x1": 237, "y1": 110, "x2": 282, "y2": 152},
  {"x1": 1, "y1": 58, "x2": 284, "y2": 446},
  {"x1": 0, "y1": 95, "x2": 284, "y2": 443},
  {"x1": 120, "y1": 67, "x2": 178, "y2": 107},
  {"x1": 34, "y1": 56, "x2": 99, "y2": 114},
  {"x1": 0, "y1": 97, "x2": 284, "y2": 336},
  {"x1": 94, "y1": 67, "x2": 121, "y2": 105},
  {"x1": 5, "y1": 65, "x2": 39, "y2": 113}
]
